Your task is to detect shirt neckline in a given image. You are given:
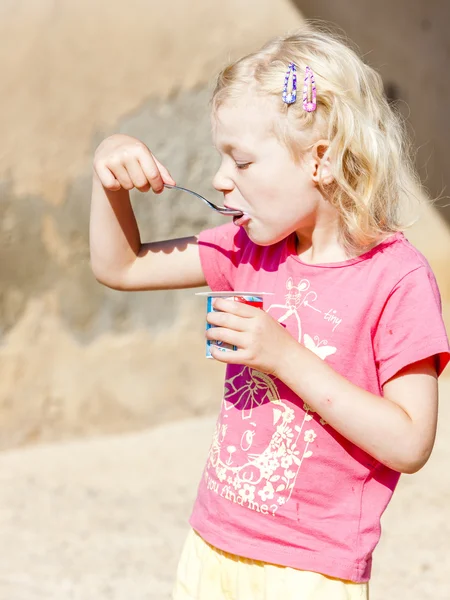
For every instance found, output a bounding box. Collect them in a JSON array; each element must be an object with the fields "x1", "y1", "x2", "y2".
[{"x1": 287, "y1": 232, "x2": 404, "y2": 268}]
